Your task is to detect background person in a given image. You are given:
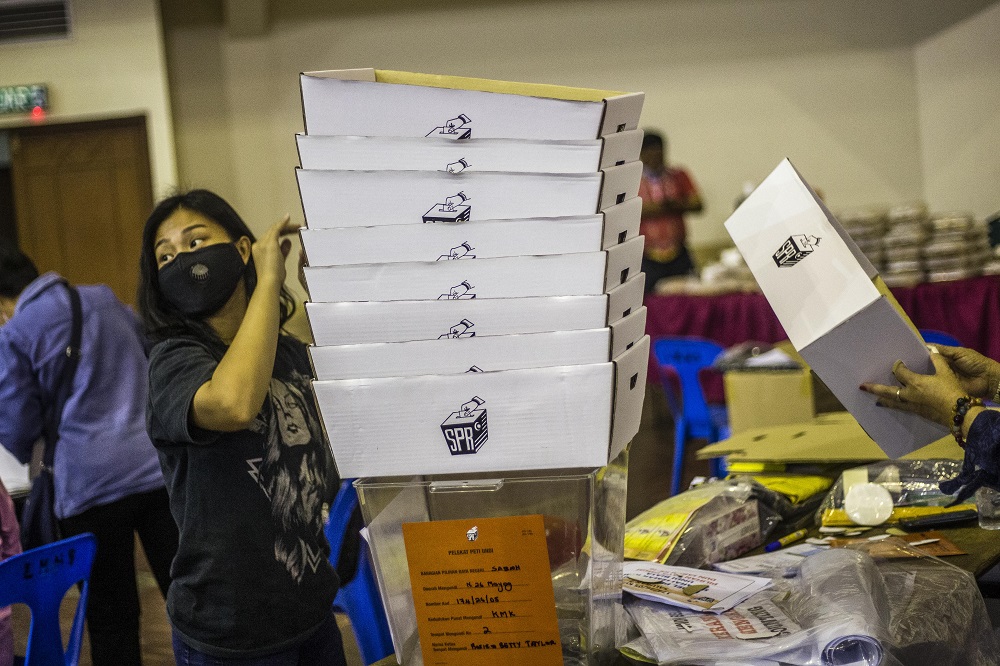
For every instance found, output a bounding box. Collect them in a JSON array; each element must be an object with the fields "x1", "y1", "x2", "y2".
[
  {"x1": 0, "y1": 244, "x2": 177, "y2": 666},
  {"x1": 639, "y1": 131, "x2": 704, "y2": 292},
  {"x1": 138, "y1": 190, "x2": 345, "y2": 665}
]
